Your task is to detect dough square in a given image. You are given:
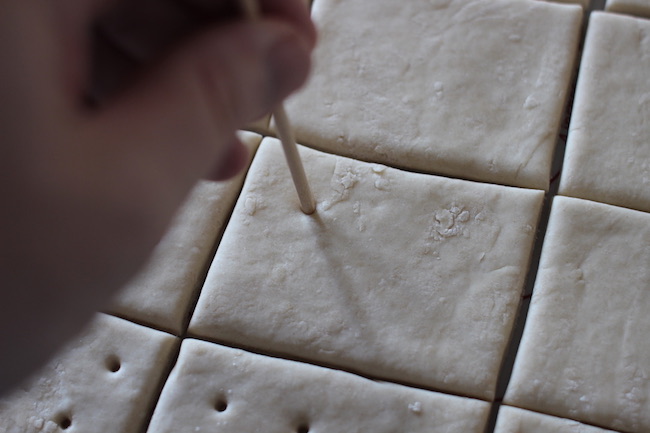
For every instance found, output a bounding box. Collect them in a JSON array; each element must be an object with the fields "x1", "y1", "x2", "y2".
[
  {"x1": 147, "y1": 339, "x2": 491, "y2": 433},
  {"x1": 606, "y1": 0, "x2": 650, "y2": 17},
  {"x1": 189, "y1": 137, "x2": 544, "y2": 400},
  {"x1": 504, "y1": 196, "x2": 650, "y2": 433},
  {"x1": 494, "y1": 406, "x2": 619, "y2": 433},
  {"x1": 560, "y1": 12, "x2": 650, "y2": 213},
  {"x1": 283, "y1": 0, "x2": 582, "y2": 190},
  {"x1": 0, "y1": 314, "x2": 177, "y2": 433},
  {"x1": 108, "y1": 132, "x2": 262, "y2": 334}
]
